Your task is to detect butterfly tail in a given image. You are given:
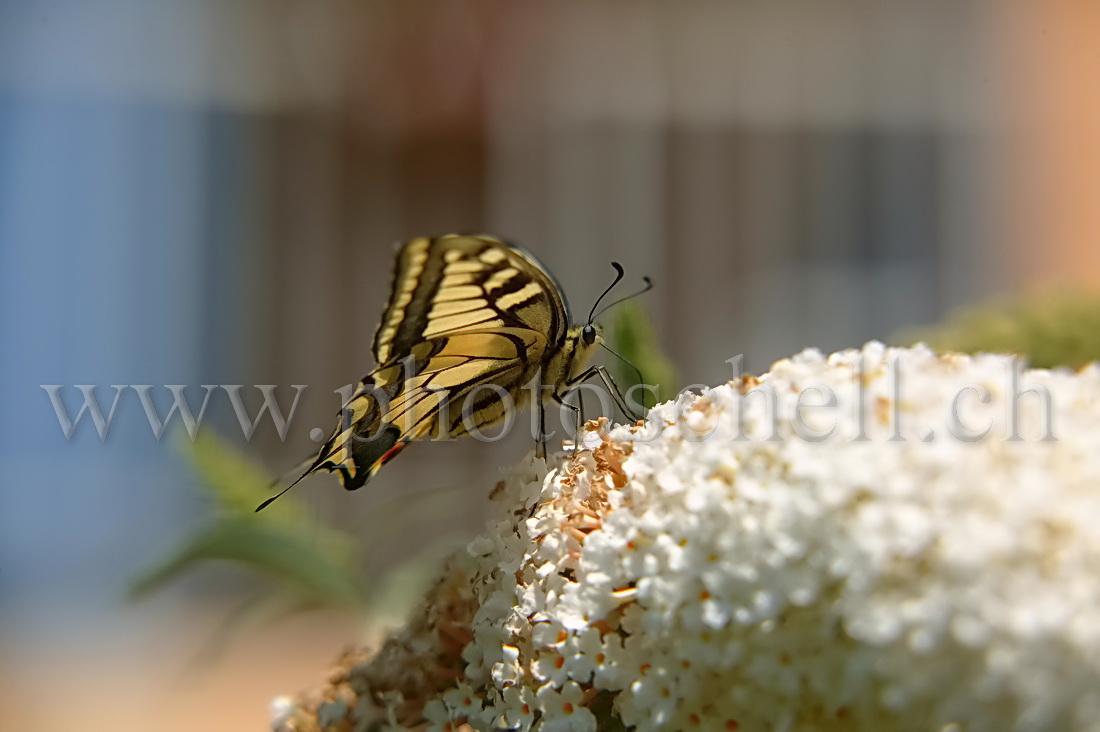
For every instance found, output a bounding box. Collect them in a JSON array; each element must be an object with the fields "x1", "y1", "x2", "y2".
[
  {"x1": 311, "y1": 374, "x2": 435, "y2": 491},
  {"x1": 256, "y1": 452, "x2": 328, "y2": 511}
]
